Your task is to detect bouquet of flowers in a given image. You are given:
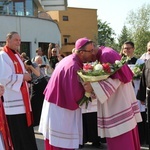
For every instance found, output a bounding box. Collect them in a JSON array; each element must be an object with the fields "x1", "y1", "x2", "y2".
[
  {"x1": 77, "y1": 56, "x2": 129, "y2": 108},
  {"x1": 130, "y1": 63, "x2": 144, "y2": 79}
]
